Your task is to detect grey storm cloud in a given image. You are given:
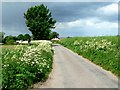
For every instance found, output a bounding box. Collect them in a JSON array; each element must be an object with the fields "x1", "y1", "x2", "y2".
[
  {"x1": 2, "y1": 2, "x2": 115, "y2": 25},
  {"x1": 2, "y1": 2, "x2": 118, "y2": 36},
  {"x1": 48, "y1": 2, "x2": 113, "y2": 22}
]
